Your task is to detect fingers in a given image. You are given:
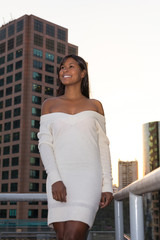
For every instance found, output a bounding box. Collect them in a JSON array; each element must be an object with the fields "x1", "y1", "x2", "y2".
[
  {"x1": 52, "y1": 181, "x2": 67, "y2": 202},
  {"x1": 100, "y1": 192, "x2": 113, "y2": 209}
]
